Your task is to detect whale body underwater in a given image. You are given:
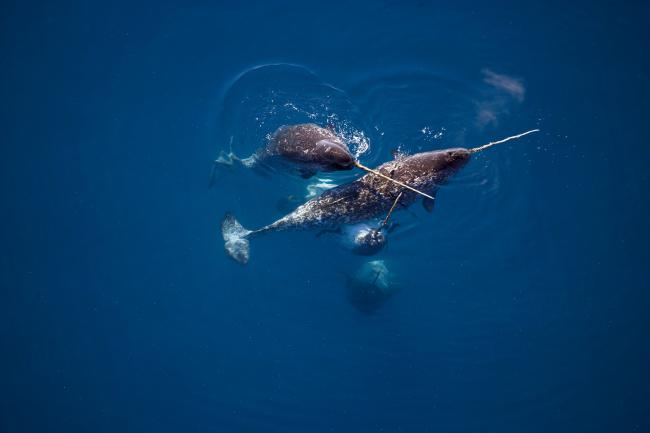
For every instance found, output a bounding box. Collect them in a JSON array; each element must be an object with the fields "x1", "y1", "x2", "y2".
[{"x1": 221, "y1": 130, "x2": 539, "y2": 264}]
